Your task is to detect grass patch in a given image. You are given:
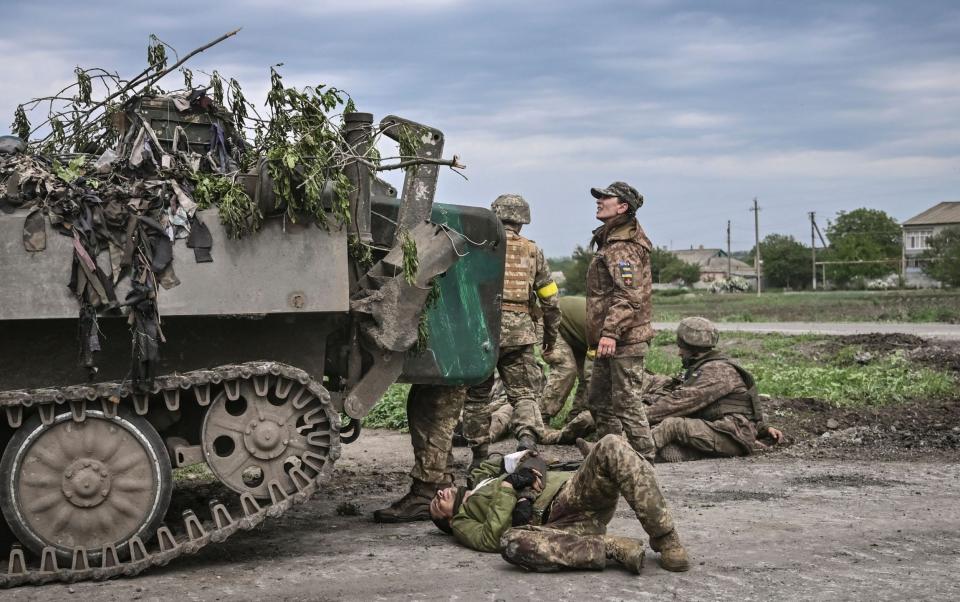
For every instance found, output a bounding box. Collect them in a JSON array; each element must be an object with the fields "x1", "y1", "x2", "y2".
[
  {"x1": 651, "y1": 289, "x2": 960, "y2": 324},
  {"x1": 363, "y1": 383, "x2": 411, "y2": 431},
  {"x1": 361, "y1": 331, "x2": 958, "y2": 431},
  {"x1": 647, "y1": 332, "x2": 958, "y2": 407},
  {"x1": 173, "y1": 463, "x2": 215, "y2": 483}
]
